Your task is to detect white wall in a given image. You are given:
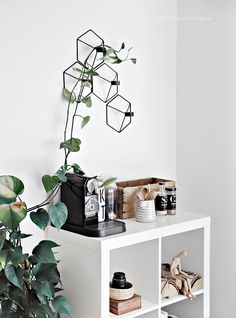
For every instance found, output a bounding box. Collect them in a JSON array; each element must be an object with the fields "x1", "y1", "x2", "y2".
[
  {"x1": 0, "y1": 0, "x2": 177, "y2": 247},
  {"x1": 177, "y1": 1, "x2": 236, "y2": 316}
]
